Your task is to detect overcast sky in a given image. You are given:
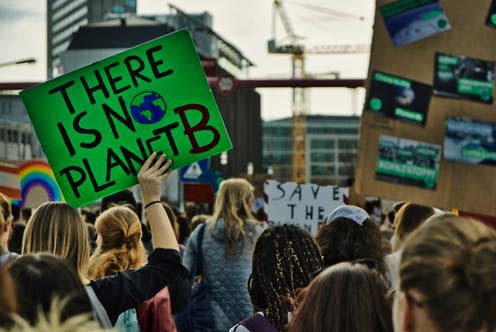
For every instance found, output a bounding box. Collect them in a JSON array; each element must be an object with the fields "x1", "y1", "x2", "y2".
[{"x1": 0, "y1": 0, "x2": 375, "y2": 120}]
